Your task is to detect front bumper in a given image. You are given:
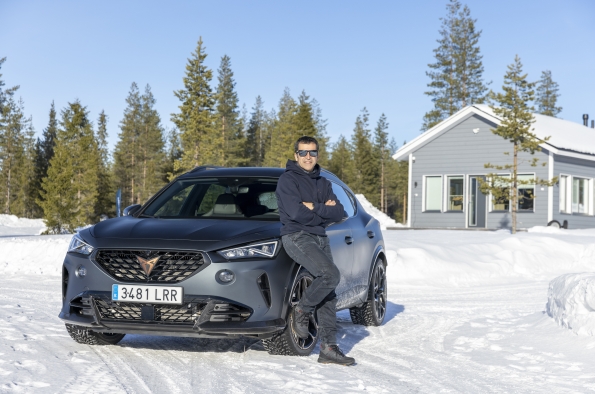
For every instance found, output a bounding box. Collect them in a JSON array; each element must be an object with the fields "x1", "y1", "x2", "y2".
[{"x1": 59, "y1": 248, "x2": 295, "y2": 338}]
